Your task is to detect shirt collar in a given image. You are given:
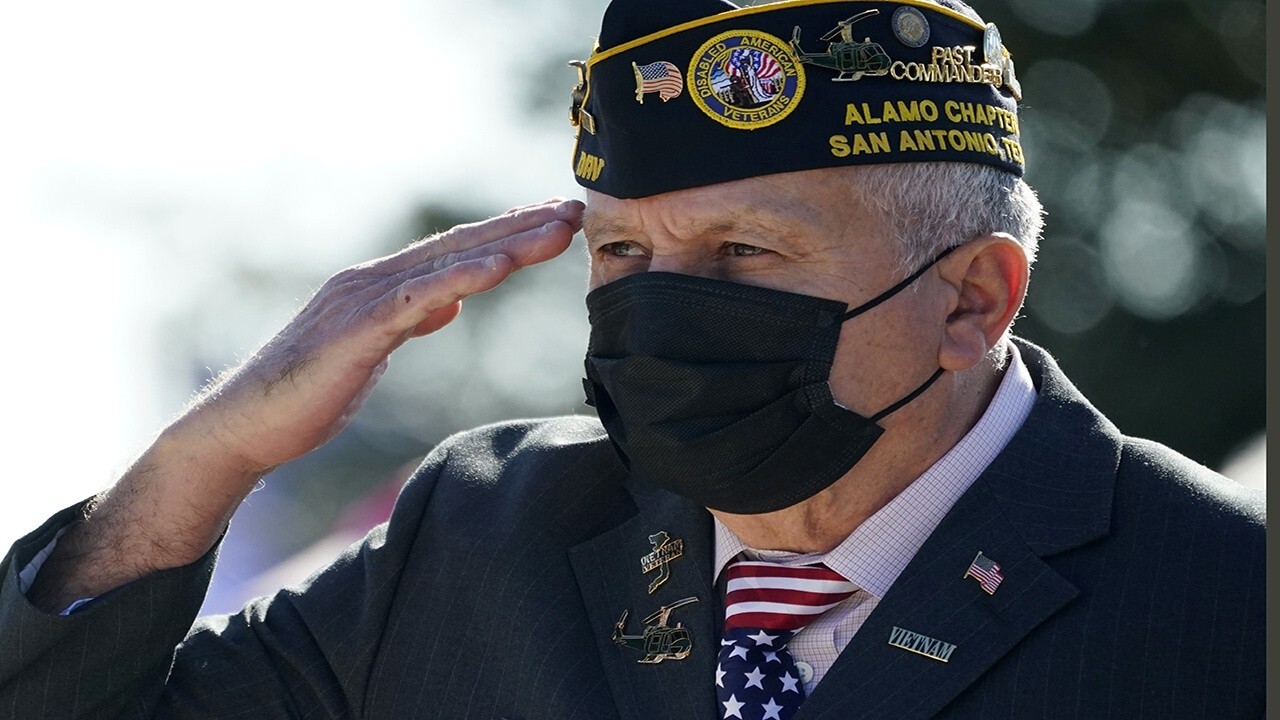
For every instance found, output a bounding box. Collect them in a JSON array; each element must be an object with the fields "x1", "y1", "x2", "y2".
[{"x1": 713, "y1": 345, "x2": 1038, "y2": 598}]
